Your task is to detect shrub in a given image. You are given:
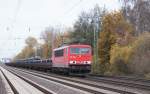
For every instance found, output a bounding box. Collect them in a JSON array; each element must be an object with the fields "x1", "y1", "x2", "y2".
[
  {"x1": 109, "y1": 57, "x2": 129, "y2": 75},
  {"x1": 128, "y1": 33, "x2": 150, "y2": 75},
  {"x1": 91, "y1": 56, "x2": 110, "y2": 75},
  {"x1": 110, "y1": 44, "x2": 133, "y2": 64},
  {"x1": 145, "y1": 73, "x2": 150, "y2": 80}
]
